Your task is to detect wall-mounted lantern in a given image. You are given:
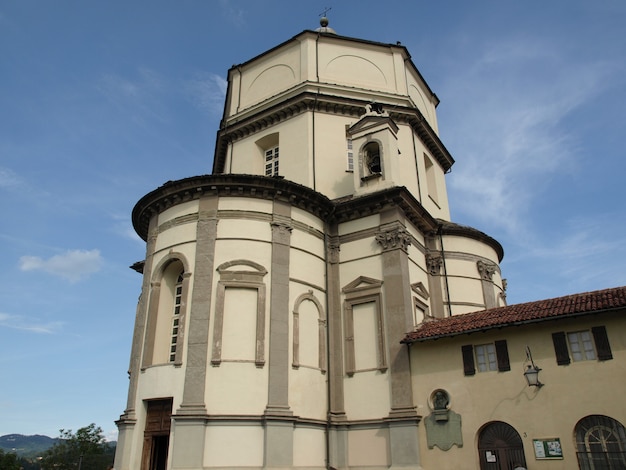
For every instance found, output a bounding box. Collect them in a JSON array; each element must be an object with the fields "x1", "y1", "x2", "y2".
[{"x1": 524, "y1": 346, "x2": 544, "y2": 388}]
